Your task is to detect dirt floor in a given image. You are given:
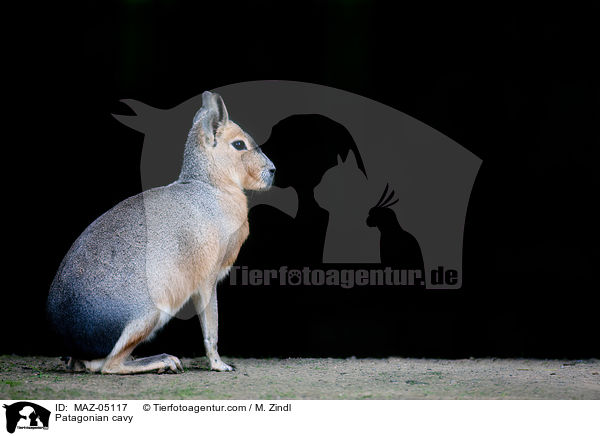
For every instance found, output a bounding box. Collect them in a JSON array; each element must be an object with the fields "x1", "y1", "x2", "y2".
[{"x1": 0, "y1": 355, "x2": 598, "y2": 400}]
